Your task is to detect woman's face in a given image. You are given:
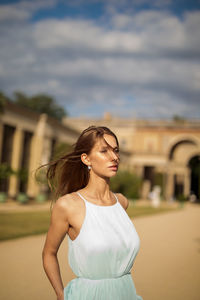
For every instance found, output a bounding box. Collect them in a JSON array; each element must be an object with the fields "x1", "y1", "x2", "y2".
[{"x1": 82, "y1": 134, "x2": 120, "y2": 178}]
